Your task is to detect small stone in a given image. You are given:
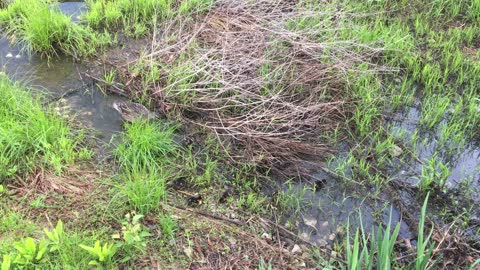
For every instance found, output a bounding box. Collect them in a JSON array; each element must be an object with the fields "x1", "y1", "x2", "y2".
[
  {"x1": 15, "y1": 54, "x2": 21, "y2": 59},
  {"x1": 389, "y1": 144, "x2": 403, "y2": 157},
  {"x1": 297, "y1": 262, "x2": 306, "y2": 267},
  {"x1": 303, "y1": 216, "x2": 317, "y2": 229},
  {"x1": 261, "y1": 232, "x2": 272, "y2": 240},
  {"x1": 5, "y1": 53, "x2": 13, "y2": 58},
  {"x1": 331, "y1": 251, "x2": 338, "y2": 258},
  {"x1": 291, "y1": 244, "x2": 301, "y2": 254},
  {"x1": 299, "y1": 232, "x2": 310, "y2": 242},
  {"x1": 316, "y1": 239, "x2": 328, "y2": 247},
  {"x1": 328, "y1": 233, "x2": 336, "y2": 241},
  {"x1": 321, "y1": 221, "x2": 329, "y2": 228},
  {"x1": 183, "y1": 246, "x2": 193, "y2": 258}
]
